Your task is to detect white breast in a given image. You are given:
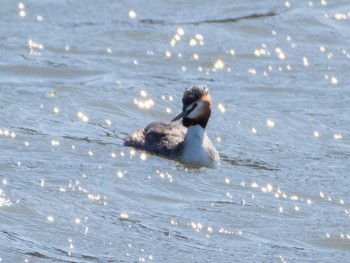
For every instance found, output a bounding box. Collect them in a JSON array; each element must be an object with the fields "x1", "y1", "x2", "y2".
[{"x1": 181, "y1": 125, "x2": 219, "y2": 167}]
